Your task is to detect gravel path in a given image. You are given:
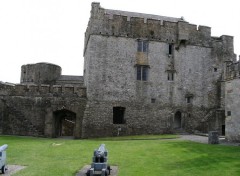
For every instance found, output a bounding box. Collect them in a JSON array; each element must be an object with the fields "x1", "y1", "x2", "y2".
[
  {"x1": 179, "y1": 134, "x2": 240, "y2": 146},
  {"x1": 2, "y1": 165, "x2": 26, "y2": 176},
  {"x1": 180, "y1": 134, "x2": 209, "y2": 144}
]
